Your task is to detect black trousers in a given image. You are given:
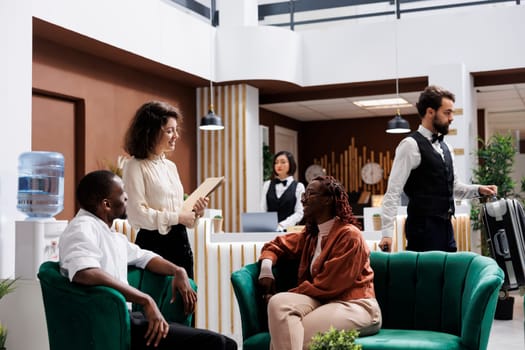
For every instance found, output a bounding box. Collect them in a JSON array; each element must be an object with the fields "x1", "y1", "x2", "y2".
[
  {"x1": 135, "y1": 224, "x2": 194, "y2": 279},
  {"x1": 405, "y1": 215, "x2": 457, "y2": 252},
  {"x1": 130, "y1": 312, "x2": 237, "y2": 350}
]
